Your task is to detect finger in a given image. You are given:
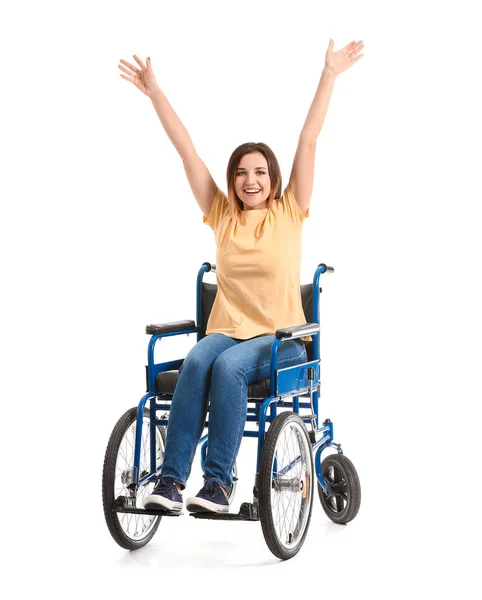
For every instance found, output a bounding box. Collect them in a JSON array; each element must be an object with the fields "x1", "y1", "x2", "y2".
[
  {"x1": 119, "y1": 59, "x2": 140, "y2": 74},
  {"x1": 120, "y1": 73, "x2": 135, "y2": 84},
  {"x1": 344, "y1": 41, "x2": 356, "y2": 53},
  {"x1": 118, "y1": 64, "x2": 136, "y2": 77},
  {"x1": 133, "y1": 54, "x2": 147, "y2": 70},
  {"x1": 348, "y1": 54, "x2": 364, "y2": 65},
  {"x1": 348, "y1": 42, "x2": 364, "y2": 58}
]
